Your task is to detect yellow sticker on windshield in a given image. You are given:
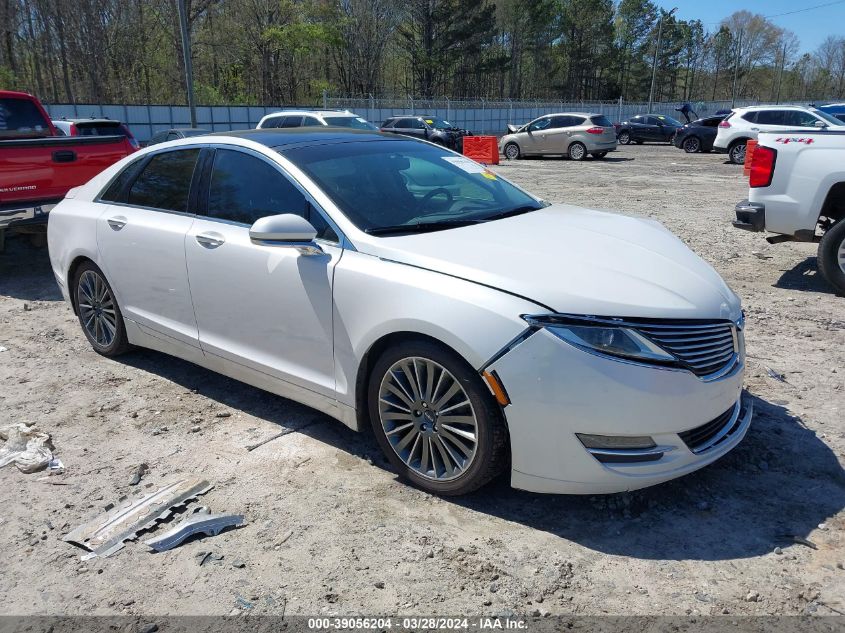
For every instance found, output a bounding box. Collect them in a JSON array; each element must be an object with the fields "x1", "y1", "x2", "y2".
[{"x1": 425, "y1": 119, "x2": 434, "y2": 124}]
